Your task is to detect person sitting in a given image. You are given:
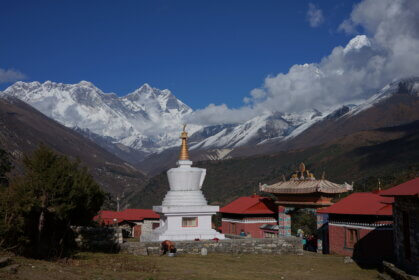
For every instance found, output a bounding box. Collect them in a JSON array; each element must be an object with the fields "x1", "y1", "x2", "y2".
[
  {"x1": 161, "y1": 240, "x2": 176, "y2": 255},
  {"x1": 239, "y1": 230, "x2": 247, "y2": 237}
]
